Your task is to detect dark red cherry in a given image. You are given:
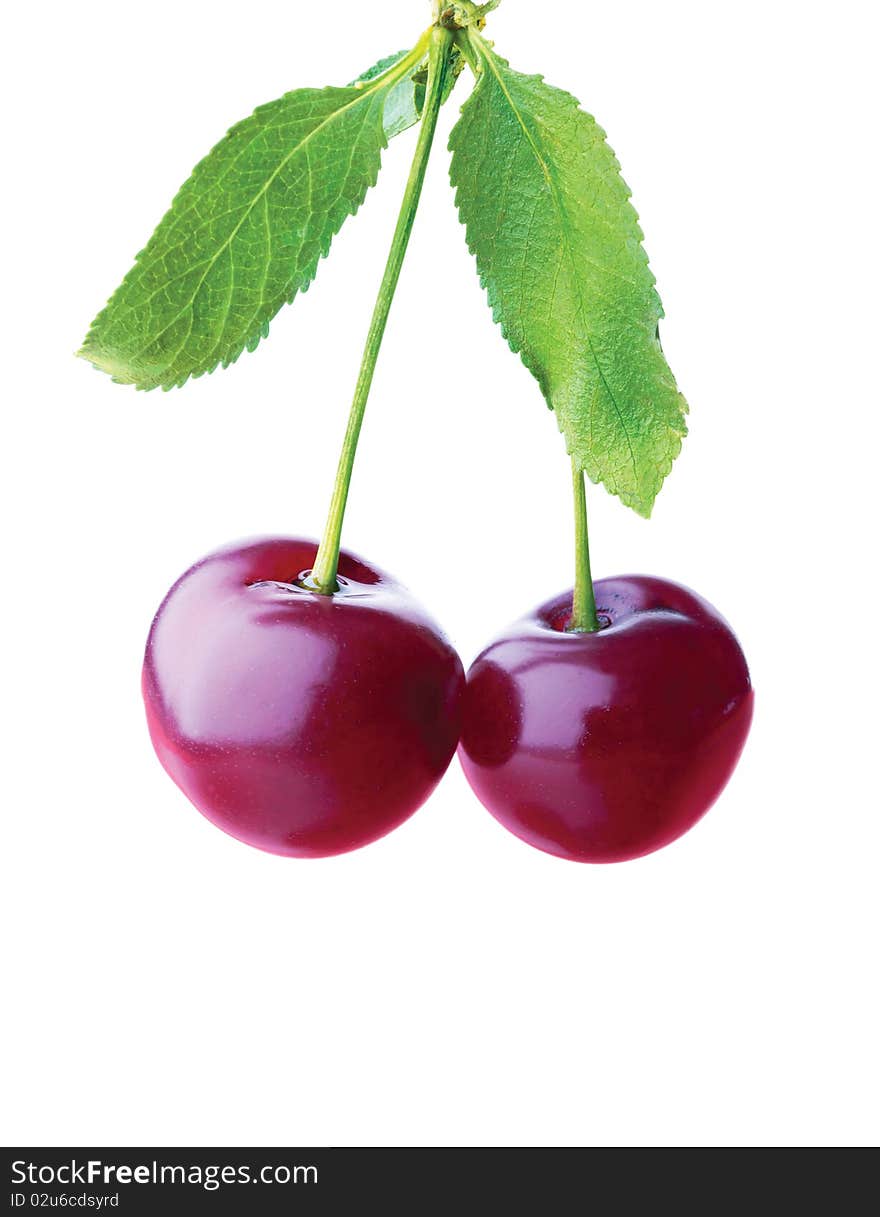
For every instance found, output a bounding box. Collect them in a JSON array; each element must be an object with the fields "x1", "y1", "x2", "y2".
[
  {"x1": 459, "y1": 576, "x2": 753, "y2": 863},
  {"x1": 143, "y1": 537, "x2": 465, "y2": 857}
]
